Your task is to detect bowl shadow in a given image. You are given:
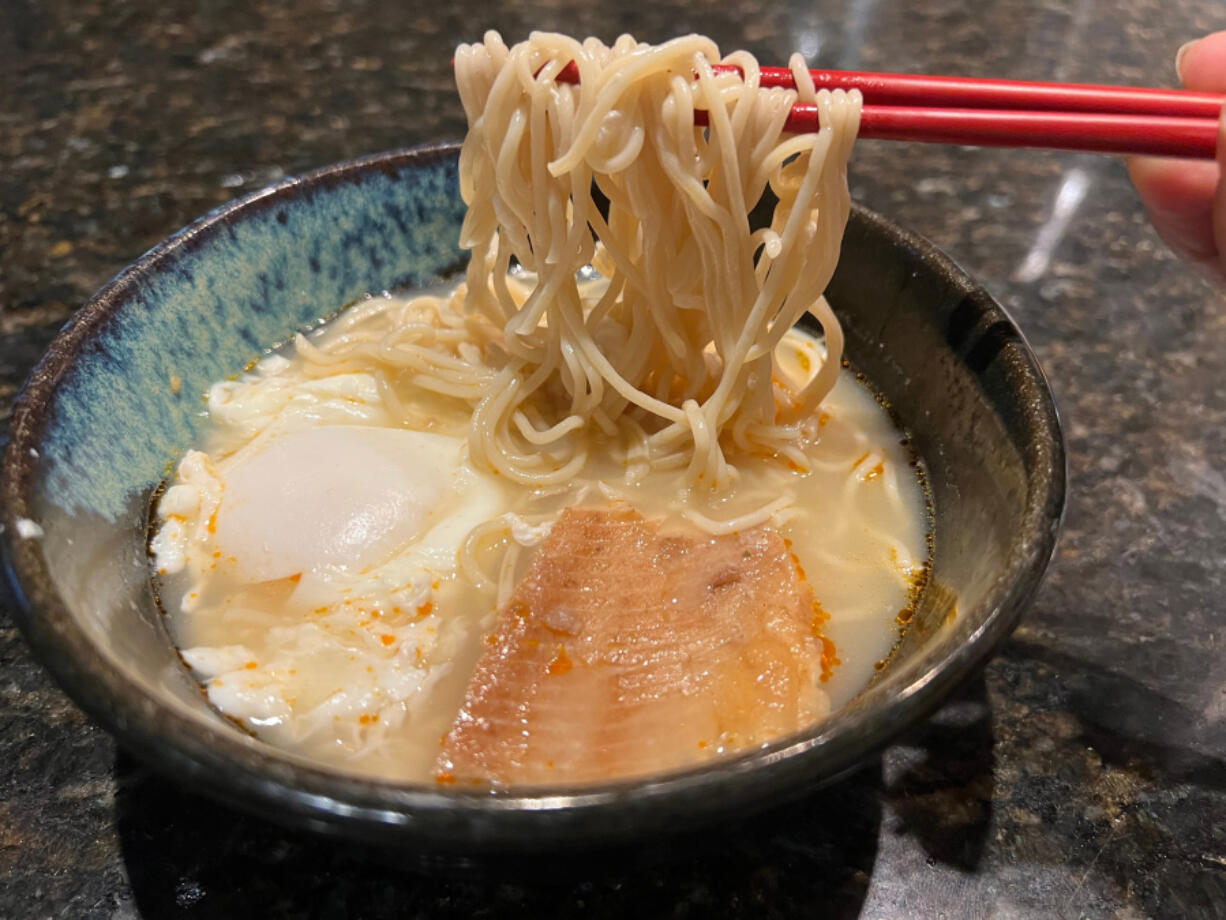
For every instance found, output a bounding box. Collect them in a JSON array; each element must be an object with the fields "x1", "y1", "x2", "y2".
[
  {"x1": 881, "y1": 675, "x2": 996, "y2": 874},
  {"x1": 115, "y1": 676, "x2": 999, "y2": 916},
  {"x1": 116, "y1": 757, "x2": 883, "y2": 918}
]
